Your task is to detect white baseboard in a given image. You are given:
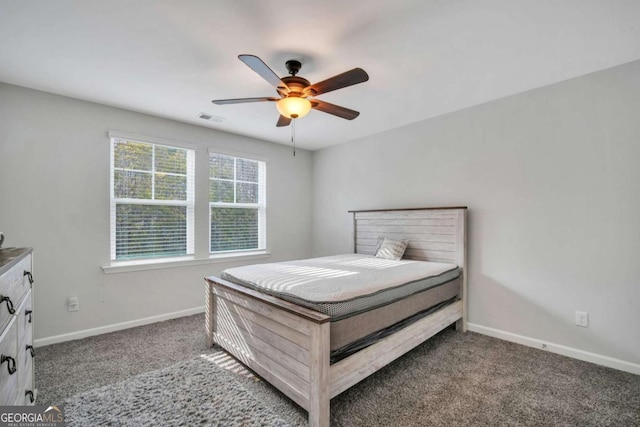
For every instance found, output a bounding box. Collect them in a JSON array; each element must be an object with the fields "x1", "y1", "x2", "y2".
[
  {"x1": 34, "y1": 306, "x2": 205, "y2": 348},
  {"x1": 32, "y1": 312, "x2": 640, "y2": 376},
  {"x1": 467, "y1": 323, "x2": 640, "y2": 376}
]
